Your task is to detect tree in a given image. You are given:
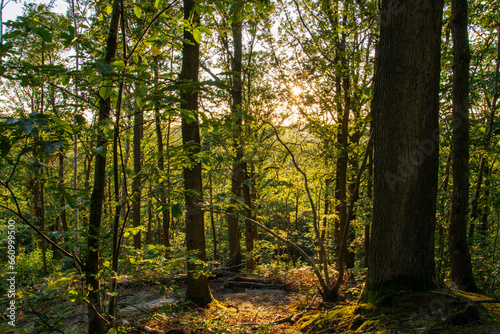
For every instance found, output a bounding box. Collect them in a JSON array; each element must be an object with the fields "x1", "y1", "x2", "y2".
[
  {"x1": 86, "y1": 0, "x2": 121, "y2": 331},
  {"x1": 132, "y1": 98, "x2": 143, "y2": 249},
  {"x1": 226, "y1": 1, "x2": 244, "y2": 267},
  {"x1": 448, "y1": 0, "x2": 478, "y2": 292},
  {"x1": 180, "y1": 0, "x2": 212, "y2": 305},
  {"x1": 364, "y1": 0, "x2": 444, "y2": 299}
]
